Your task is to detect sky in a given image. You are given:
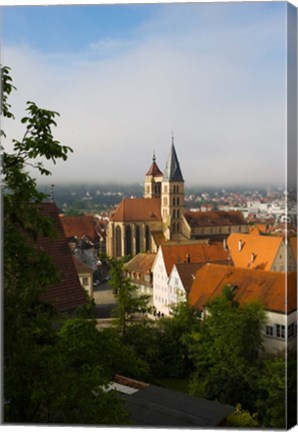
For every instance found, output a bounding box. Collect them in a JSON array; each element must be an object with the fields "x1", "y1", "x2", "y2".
[{"x1": 1, "y1": 1, "x2": 294, "y2": 187}]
